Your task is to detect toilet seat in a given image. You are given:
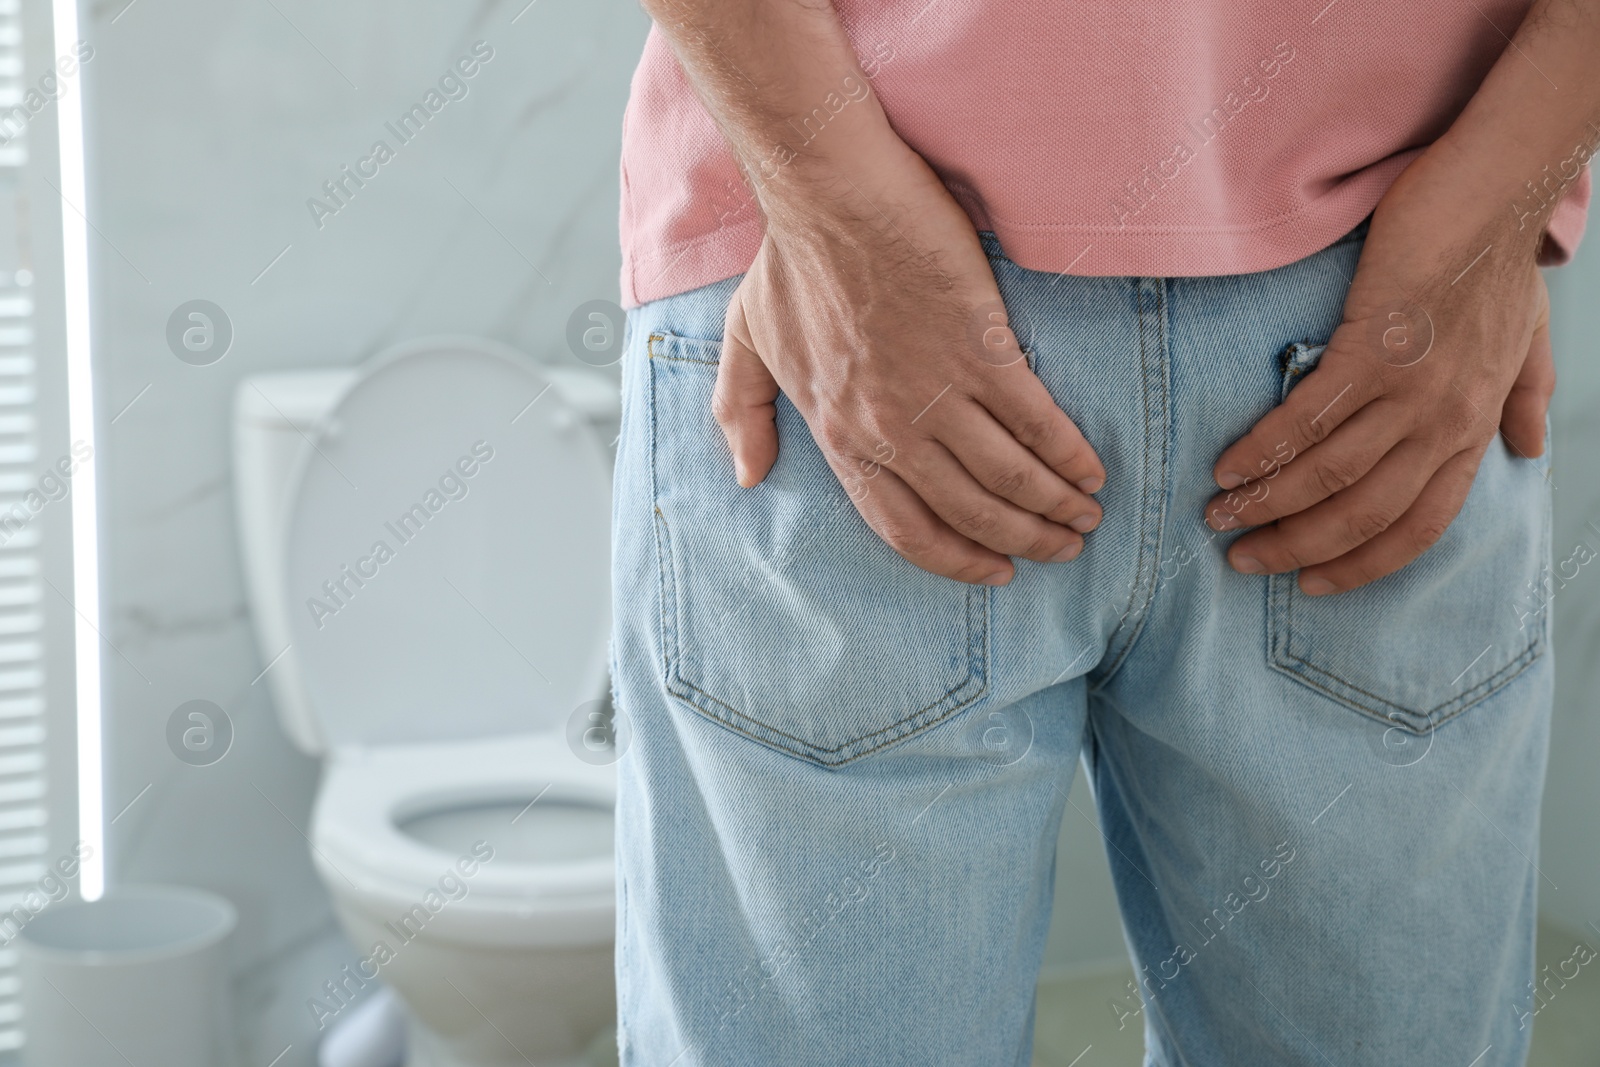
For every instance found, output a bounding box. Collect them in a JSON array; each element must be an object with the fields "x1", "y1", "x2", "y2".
[
  {"x1": 280, "y1": 337, "x2": 611, "y2": 753},
  {"x1": 312, "y1": 732, "x2": 615, "y2": 948}
]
